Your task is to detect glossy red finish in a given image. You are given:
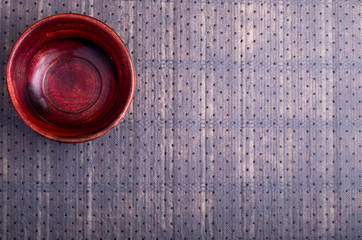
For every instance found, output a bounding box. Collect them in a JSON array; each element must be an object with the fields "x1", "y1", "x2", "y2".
[{"x1": 7, "y1": 14, "x2": 135, "y2": 142}]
